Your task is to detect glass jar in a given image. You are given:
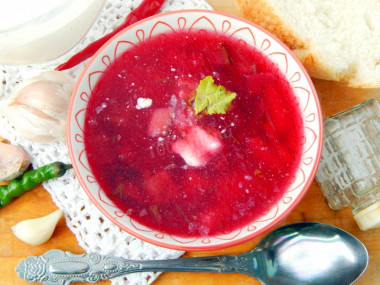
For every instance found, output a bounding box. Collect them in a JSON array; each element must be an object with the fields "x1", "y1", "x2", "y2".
[
  {"x1": 0, "y1": 0, "x2": 105, "y2": 65},
  {"x1": 316, "y1": 99, "x2": 380, "y2": 230}
]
